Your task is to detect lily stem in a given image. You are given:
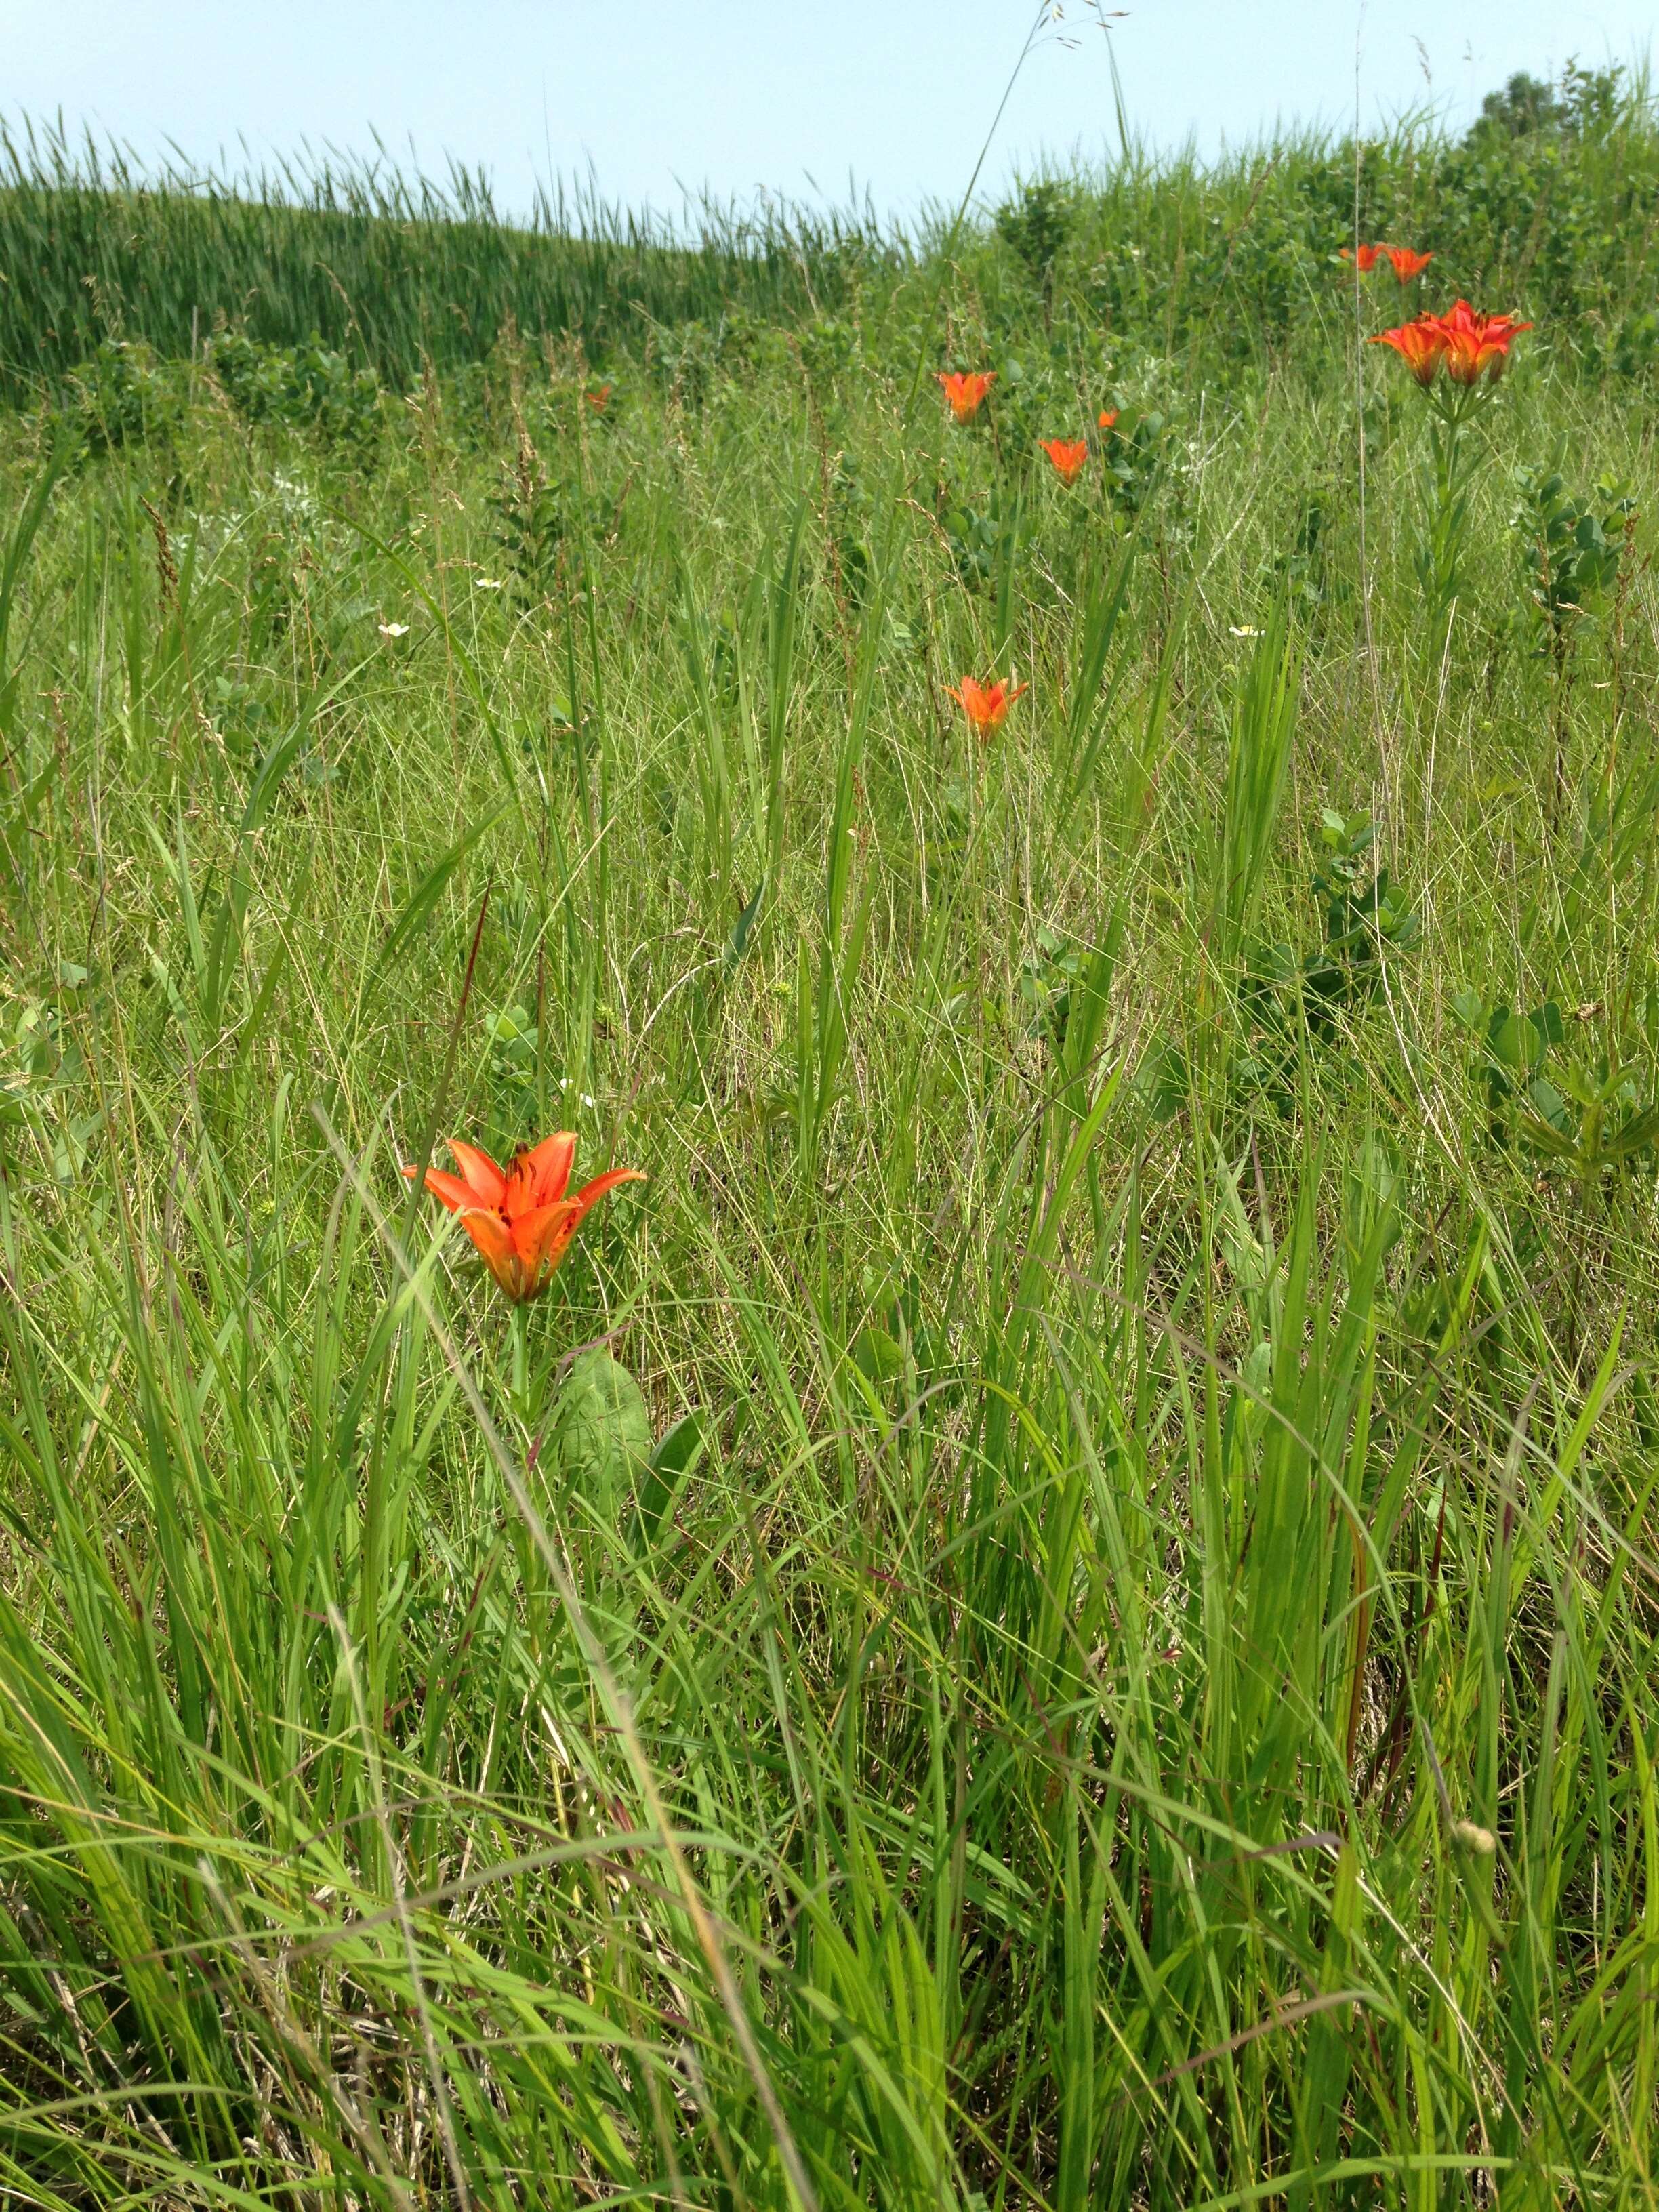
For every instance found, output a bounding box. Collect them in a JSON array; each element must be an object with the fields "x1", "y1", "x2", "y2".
[{"x1": 510, "y1": 1305, "x2": 531, "y2": 1435}]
